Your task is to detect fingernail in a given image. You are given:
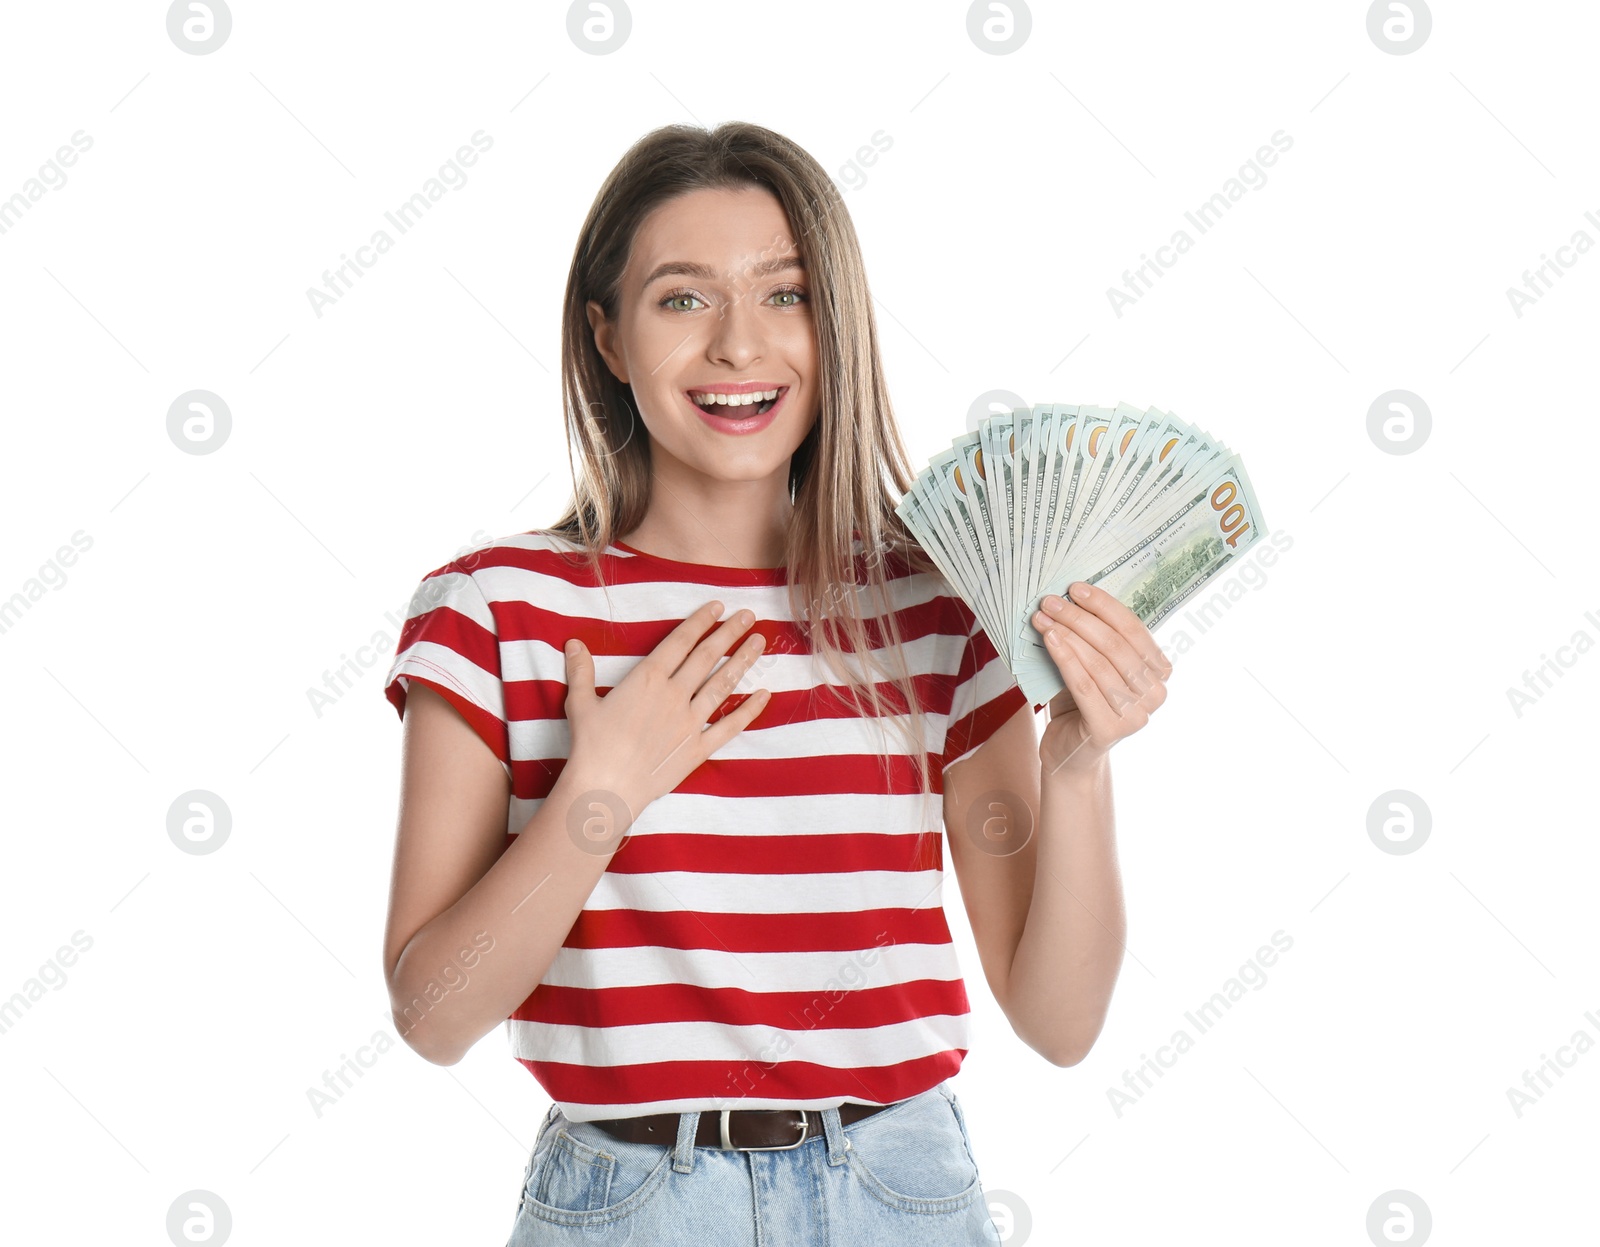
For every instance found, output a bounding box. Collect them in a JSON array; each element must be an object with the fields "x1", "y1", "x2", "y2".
[
  {"x1": 1071, "y1": 582, "x2": 1091, "y2": 602},
  {"x1": 1042, "y1": 595, "x2": 1065, "y2": 611}
]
